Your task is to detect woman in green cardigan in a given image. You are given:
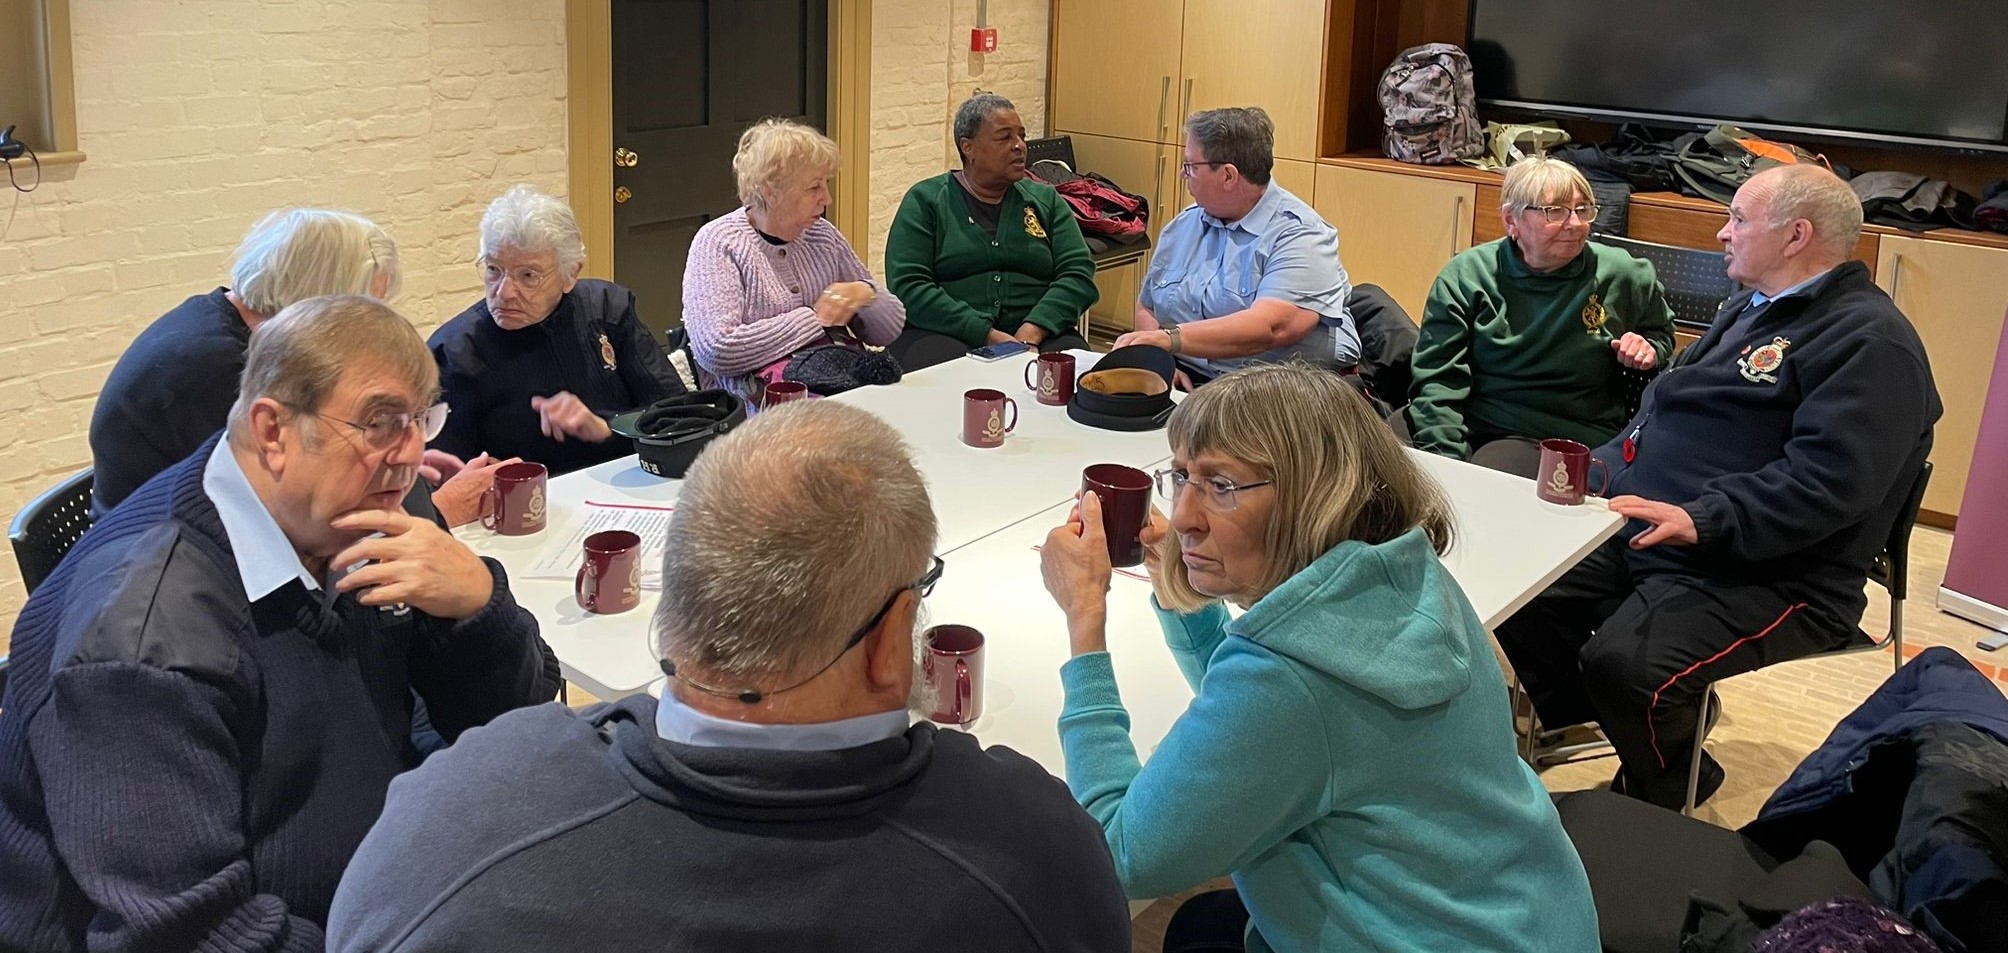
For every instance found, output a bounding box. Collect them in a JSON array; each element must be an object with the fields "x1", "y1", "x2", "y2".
[{"x1": 885, "y1": 93, "x2": 1099, "y2": 370}]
